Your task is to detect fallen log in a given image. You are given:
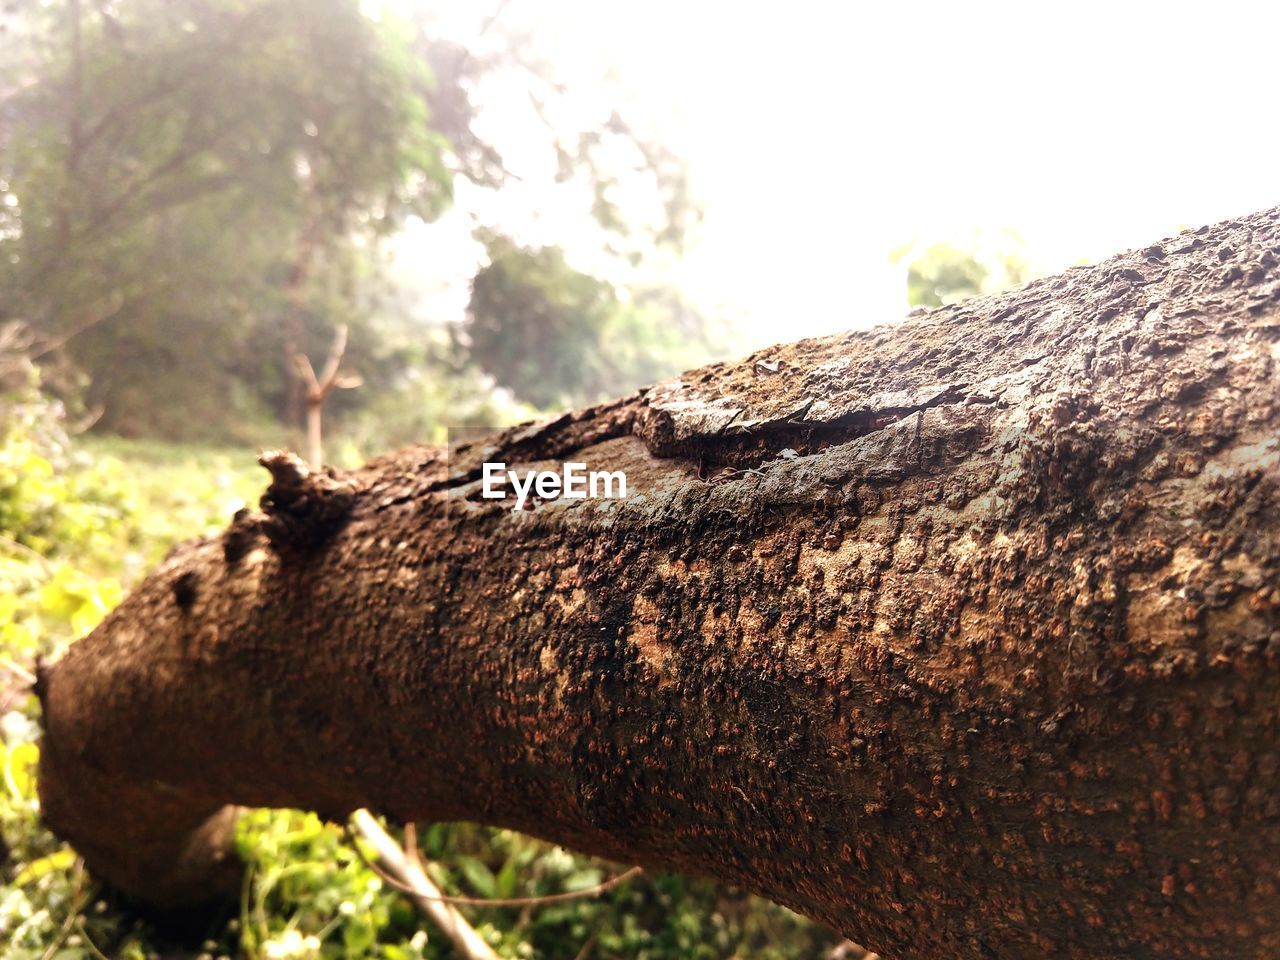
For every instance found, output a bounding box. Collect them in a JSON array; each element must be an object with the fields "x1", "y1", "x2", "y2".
[{"x1": 39, "y1": 207, "x2": 1280, "y2": 958}]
